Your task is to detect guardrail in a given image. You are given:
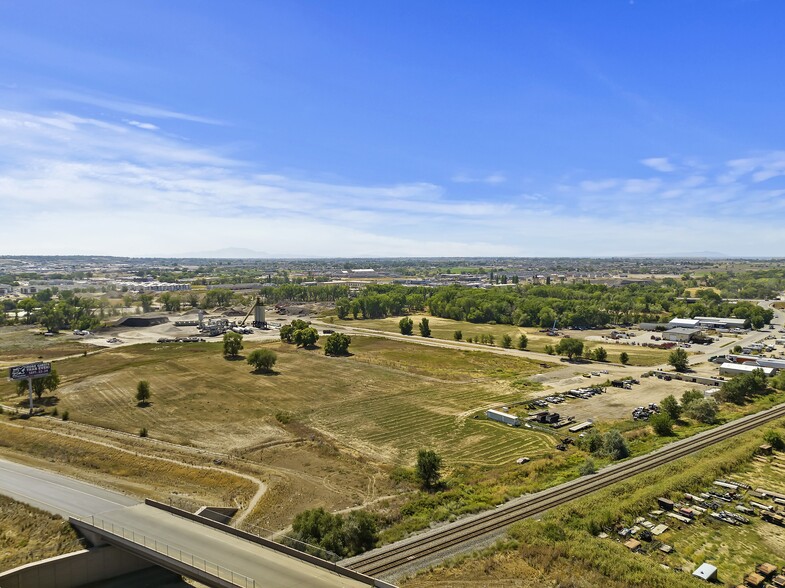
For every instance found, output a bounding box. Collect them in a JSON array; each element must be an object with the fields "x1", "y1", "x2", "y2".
[{"x1": 77, "y1": 516, "x2": 255, "y2": 588}]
